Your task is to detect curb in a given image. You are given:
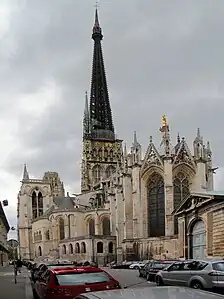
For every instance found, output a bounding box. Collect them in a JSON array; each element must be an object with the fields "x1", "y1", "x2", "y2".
[{"x1": 25, "y1": 277, "x2": 33, "y2": 299}]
